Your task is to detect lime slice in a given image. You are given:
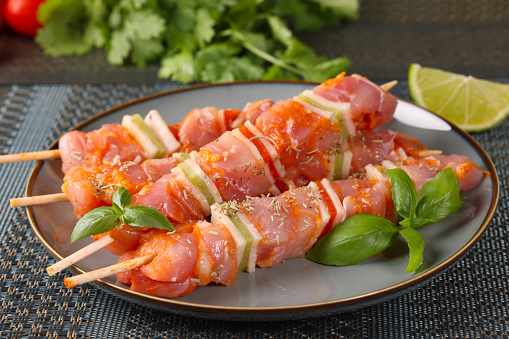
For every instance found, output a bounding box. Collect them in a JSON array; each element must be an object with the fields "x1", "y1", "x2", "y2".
[{"x1": 408, "y1": 63, "x2": 509, "y2": 132}]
